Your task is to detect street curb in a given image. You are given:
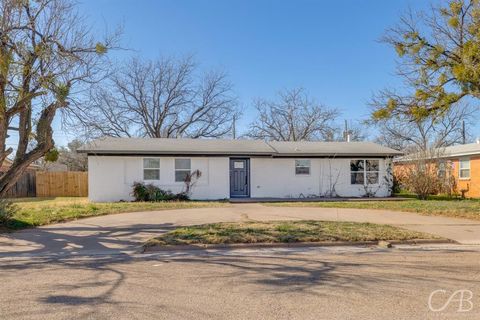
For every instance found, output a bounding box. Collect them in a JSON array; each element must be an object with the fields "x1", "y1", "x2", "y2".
[
  {"x1": 141, "y1": 238, "x2": 454, "y2": 253},
  {"x1": 229, "y1": 197, "x2": 411, "y2": 203}
]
